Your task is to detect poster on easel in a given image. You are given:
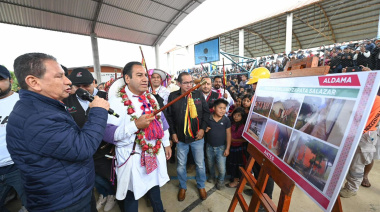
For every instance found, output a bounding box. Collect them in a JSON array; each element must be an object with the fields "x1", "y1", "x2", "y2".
[{"x1": 243, "y1": 72, "x2": 380, "y2": 212}]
